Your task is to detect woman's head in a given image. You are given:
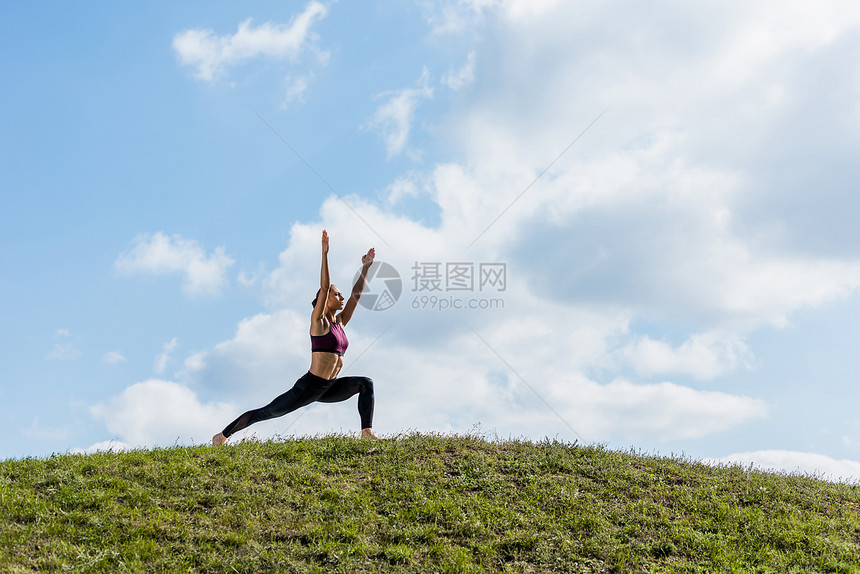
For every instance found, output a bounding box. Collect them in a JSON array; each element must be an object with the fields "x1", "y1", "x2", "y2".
[{"x1": 312, "y1": 285, "x2": 345, "y2": 309}]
